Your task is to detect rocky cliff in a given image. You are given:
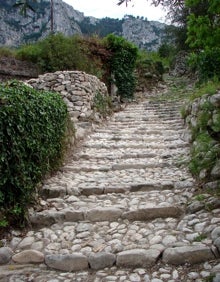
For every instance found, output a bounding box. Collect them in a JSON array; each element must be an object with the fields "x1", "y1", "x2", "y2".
[
  {"x1": 0, "y1": 0, "x2": 83, "y2": 46},
  {"x1": 0, "y1": 0, "x2": 166, "y2": 51}
]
